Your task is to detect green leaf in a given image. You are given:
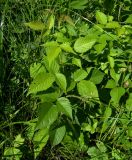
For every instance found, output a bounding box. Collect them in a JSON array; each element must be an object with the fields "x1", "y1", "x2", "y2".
[
  {"x1": 47, "y1": 14, "x2": 55, "y2": 30},
  {"x1": 24, "y1": 21, "x2": 45, "y2": 30},
  {"x1": 77, "y1": 80, "x2": 99, "y2": 99},
  {"x1": 28, "y1": 73, "x2": 55, "y2": 94},
  {"x1": 101, "y1": 107, "x2": 112, "y2": 133},
  {"x1": 30, "y1": 63, "x2": 46, "y2": 78},
  {"x1": 87, "y1": 147, "x2": 100, "y2": 157},
  {"x1": 66, "y1": 24, "x2": 77, "y2": 36},
  {"x1": 105, "y1": 79, "x2": 116, "y2": 88},
  {"x1": 70, "y1": 0, "x2": 88, "y2": 10},
  {"x1": 89, "y1": 69, "x2": 104, "y2": 84},
  {"x1": 126, "y1": 93, "x2": 132, "y2": 111},
  {"x1": 103, "y1": 107, "x2": 112, "y2": 121},
  {"x1": 60, "y1": 42, "x2": 75, "y2": 53},
  {"x1": 36, "y1": 103, "x2": 58, "y2": 130},
  {"x1": 110, "y1": 87, "x2": 125, "y2": 104},
  {"x1": 112, "y1": 148, "x2": 122, "y2": 159},
  {"x1": 73, "y1": 69, "x2": 88, "y2": 82},
  {"x1": 49, "y1": 60, "x2": 60, "y2": 73},
  {"x1": 57, "y1": 97, "x2": 72, "y2": 119},
  {"x1": 105, "y1": 21, "x2": 120, "y2": 28},
  {"x1": 128, "y1": 126, "x2": 132, "y2": 137},
  {"x1": 55, "y1": 73, "x2": 67, "y2": 92},
  {"x1": 96, "y1": 11, "x2": 107, "y2": 25},
  {"x1": 96, "y1": 142, "x2": 107, "y2": 153},
  {"x1": 46, "y1": 46, "x2": 61, "y2": 67},
  {"x1": 72, "y1": 58, "x2": 82, "y2": 68},
  {"x1": 108, "y1": 56, "x2": 115, "y2": 68},
  {"x1": 4, "y1": 147, "x2": 22, "y2": 160},
  {"x1": 54, "y1": 32, "x2": 69, "y2": 43},
  {"x1": 81, "y1": 121, "x2": 98, "y2": 134},
  {"x1": 50, "y1": 126, "x2": 66, "y2": 146},
  {"x1": 33, "y1": 128, "x2": 49, "y2": 158},
  {"x1": 14, "y1": 135, "x2": 24, "y2": 147},
  {"x1": 67, "y1": 81, "x2": 76, "y2": 92},
  {"x1": 110, "y1": 69, "x2": 120, "y2": 83},
  {"x1": 125, "y1": 14, "x2": 132, "y2": 24},
  {"x1": 37, "y1": 92, "x2": 59, "y2": 103},
  {"x1": 74, "y1": 36, "x2": 96, "y2": 53},
  {"x1": 43, "y1": 41, "x2": 59, "y2": 48},
  {"x1": 94, "y1": 42, "x2": 106, "y2": 53}
]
